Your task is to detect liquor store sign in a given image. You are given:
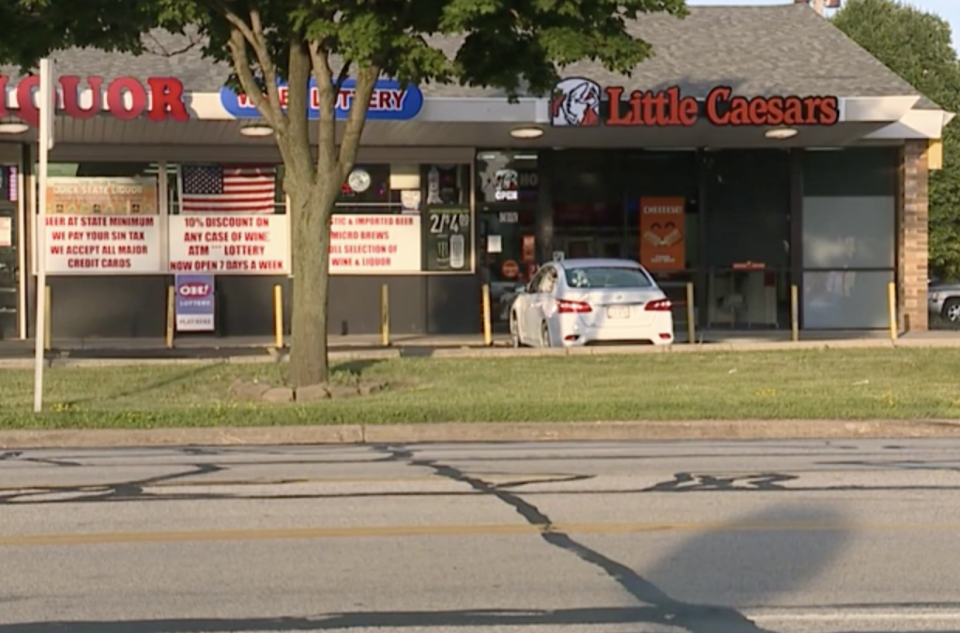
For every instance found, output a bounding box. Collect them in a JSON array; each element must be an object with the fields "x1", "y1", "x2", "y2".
[
  {"x1": 550, "y1": 77, "x2": 840, "y2": 128},
  {"x1": 0, "y1": 75, "x2": 189, "y2": 126}
]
